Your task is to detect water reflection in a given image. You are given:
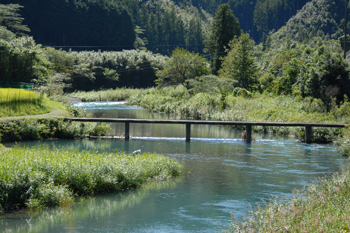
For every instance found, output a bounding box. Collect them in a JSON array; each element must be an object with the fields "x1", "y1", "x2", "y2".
[{"x1": 0, "y1": 179, "x2": 182, "y2": 233}]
